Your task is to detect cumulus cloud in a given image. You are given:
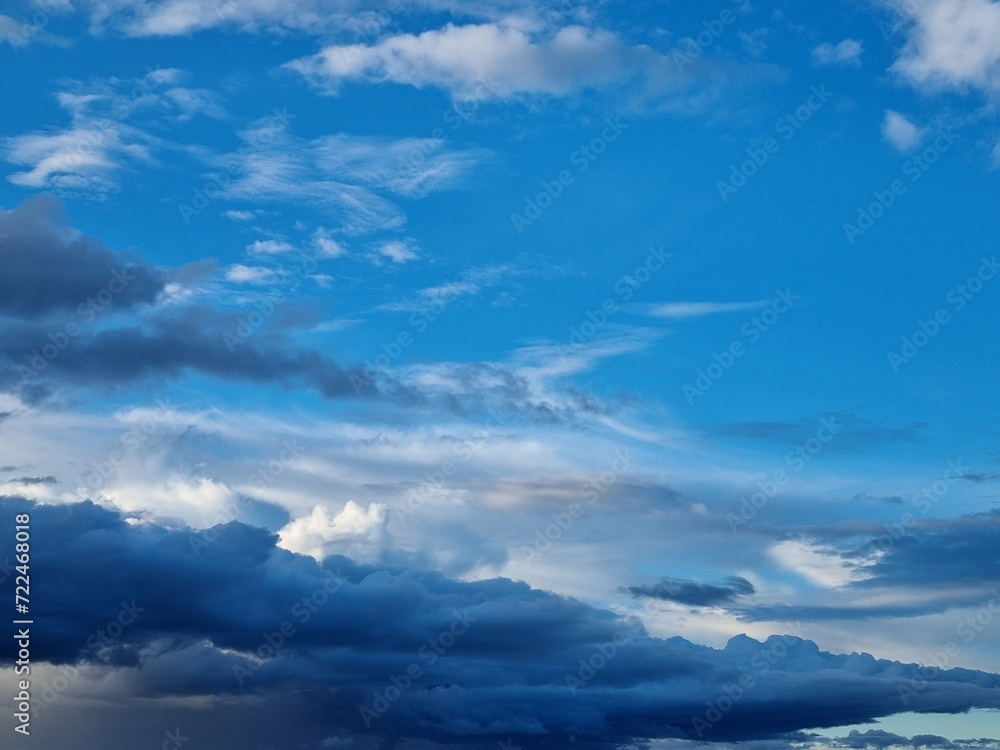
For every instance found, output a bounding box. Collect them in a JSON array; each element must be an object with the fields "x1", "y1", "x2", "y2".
[
  {"x1": 891, "y1": 0, "x2": 1000, "y2": 94},
  {"x1": 279, "y1": 500, "x2": 389, "y2": 561}
]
